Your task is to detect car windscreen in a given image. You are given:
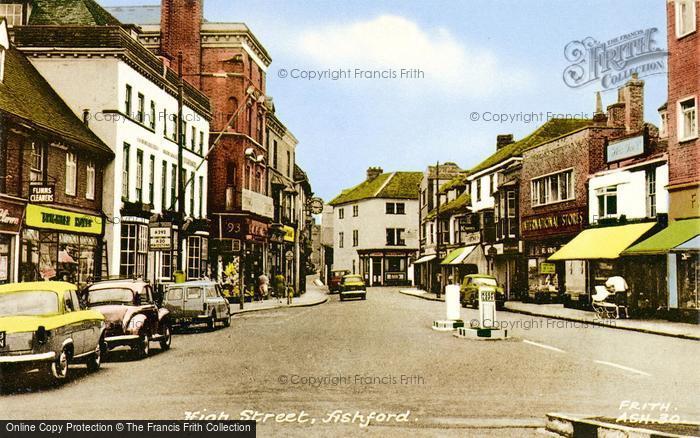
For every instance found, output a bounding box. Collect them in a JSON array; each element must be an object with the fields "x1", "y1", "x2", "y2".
[
  {"x1": 0, "y1": 291, "x2": 60, "y2": 316},
  {"x1": 473, "y1": 278, "x2": 498, "y2": 287},
  {"x1": 87, "y1": 288, "x2": 134, "y2": 305}
]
